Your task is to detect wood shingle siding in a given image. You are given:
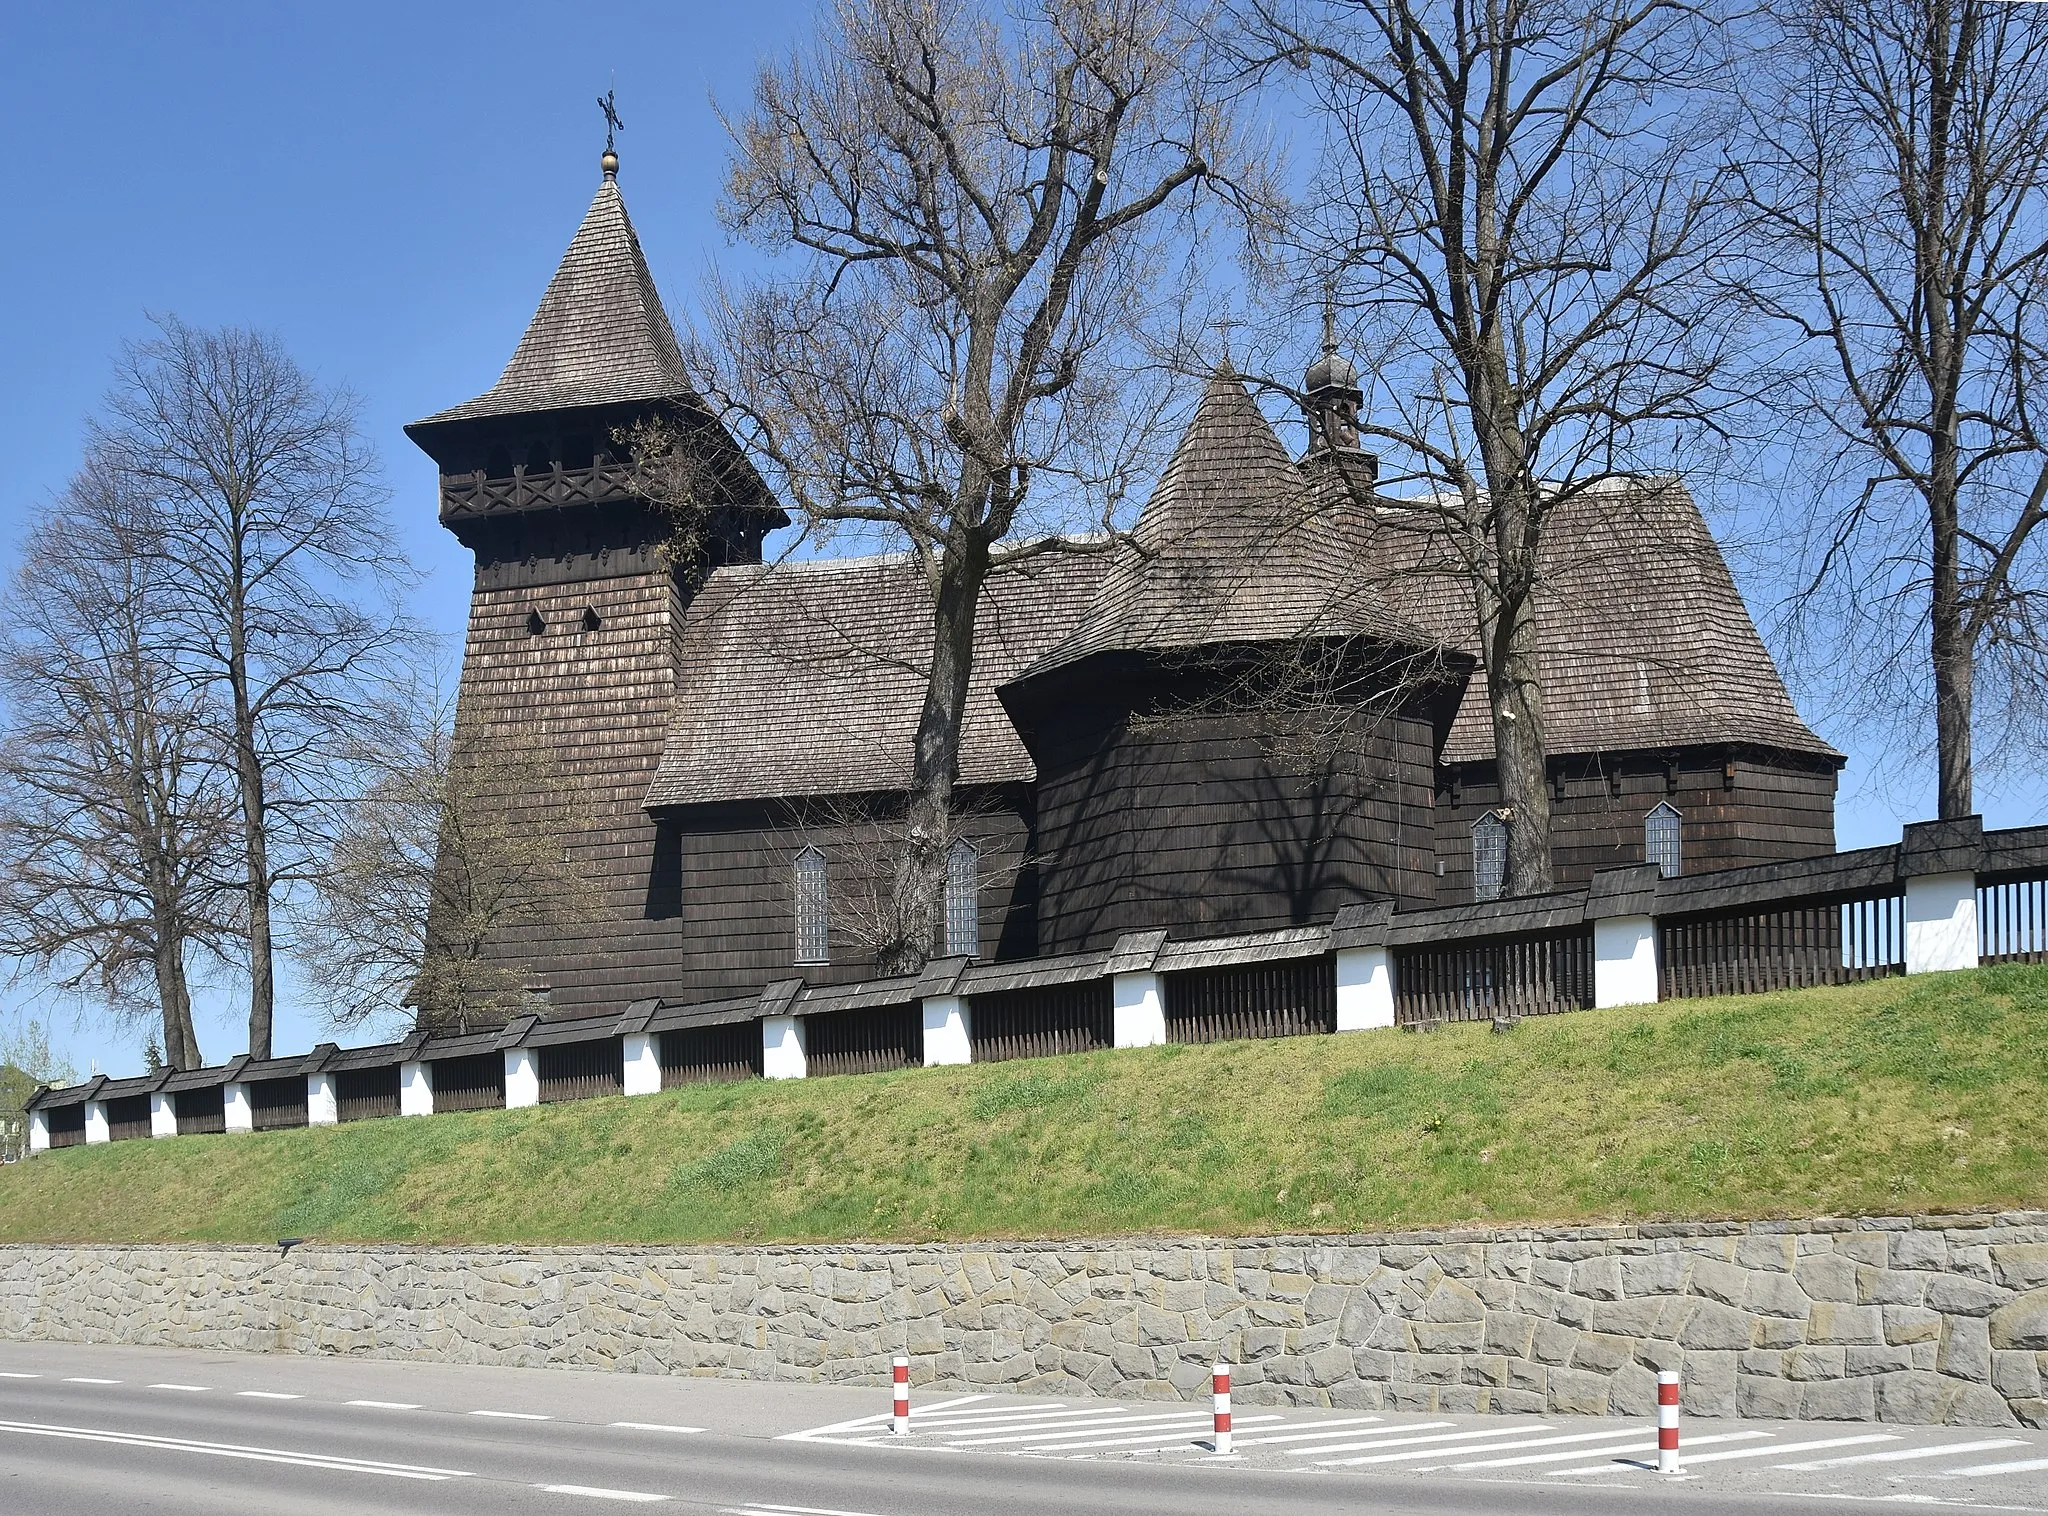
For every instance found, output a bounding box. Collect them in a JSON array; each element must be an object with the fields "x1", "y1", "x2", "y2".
[
  {"x1": 1165, "y1": 960, "x2": 1336, "y2": 1044},
  {"x1": 538, "y1": 1039, "x2": 623, "y2": 1103},
  {"x1": 430, "y1": 1052, "x2": 506, "y2": 1112},
  {"x1": 658, "y1": 1024, "x2": 760, "y2": 1086},
  {"x1": 174, "y1": 1086, "x2": 225, "y2": 1136},
  {"x1": 335, "y1": 1067, "x2": 401, "y2": 1123},
  {"x1": 968, "y1": 981, "x2": 1114, "y2": 1063},
  {"x1": 249, "y1": 1076, "x2": 308, "y2": 1131},
  {"x1": 804, "y1": 1003, "x2": 921, "y2": 1078}
]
